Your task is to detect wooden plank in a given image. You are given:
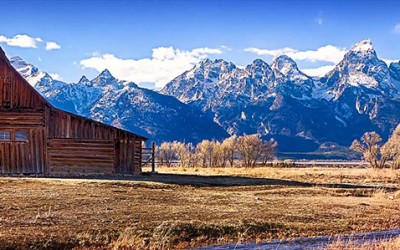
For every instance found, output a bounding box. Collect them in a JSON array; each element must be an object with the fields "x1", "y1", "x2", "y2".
[
  {"x1": 48, "y1": 151, "x2": 114, "y2": 157},
  {"x1": 49, "y1": 163, "x2": 114, "y2": 169},
  {"x1": 48, "y1": 142, "x2": 114, "y2": 147},
  {"x1": 38, "y1": 128, "x2": 44, "y2": 174},
  {"x1": 114, "y1": 139, "x2": 120, "y2": 174},
  {"x1": 66, "y1": 115, "x2": 71, "y2": 138},
  {"x1": 0, "y1": 144, "x2": 4, "y2": 173},
  {"x1": 48, "y1": 158, "x2": 114, "y2": 165},
  {"x1": 49, "y1": 138, "x2": 114, "y2": 143},
  {"x1": 47, "y1": 147, "x2": 114, "y2": 153},
  {"x1": 49, "y1": 167, "x2": 113, "y2": 175},
  {"x1": 49, "y1": 155, "x2": 114, "y2": 165},
  {"x1": 10, "y1": 140, "x2": 15, "y2": 173}
]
